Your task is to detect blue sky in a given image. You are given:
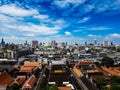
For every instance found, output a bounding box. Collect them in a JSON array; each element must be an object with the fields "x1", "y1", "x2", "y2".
[{"x1": 0, "y1": 0, "x2": 120, "y2": 44}]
